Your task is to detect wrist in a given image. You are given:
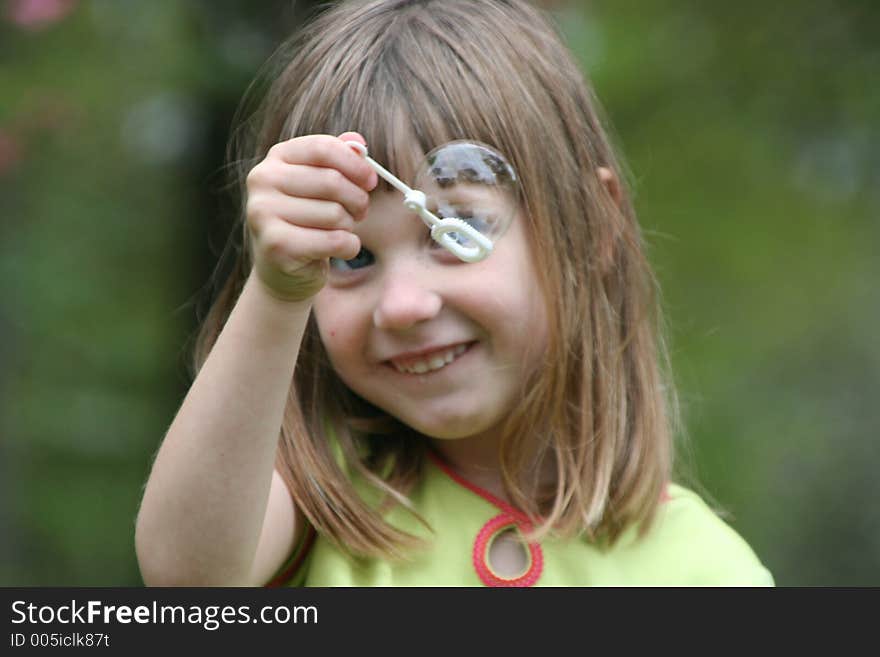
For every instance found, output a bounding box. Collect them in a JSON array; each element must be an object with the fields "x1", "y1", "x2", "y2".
[
  {"x1": 244, "y1": 269, "x2": 316, "y2": 317},
  {"x1": 249, "y1": 263, "x2": 325, "y2": 307}
]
